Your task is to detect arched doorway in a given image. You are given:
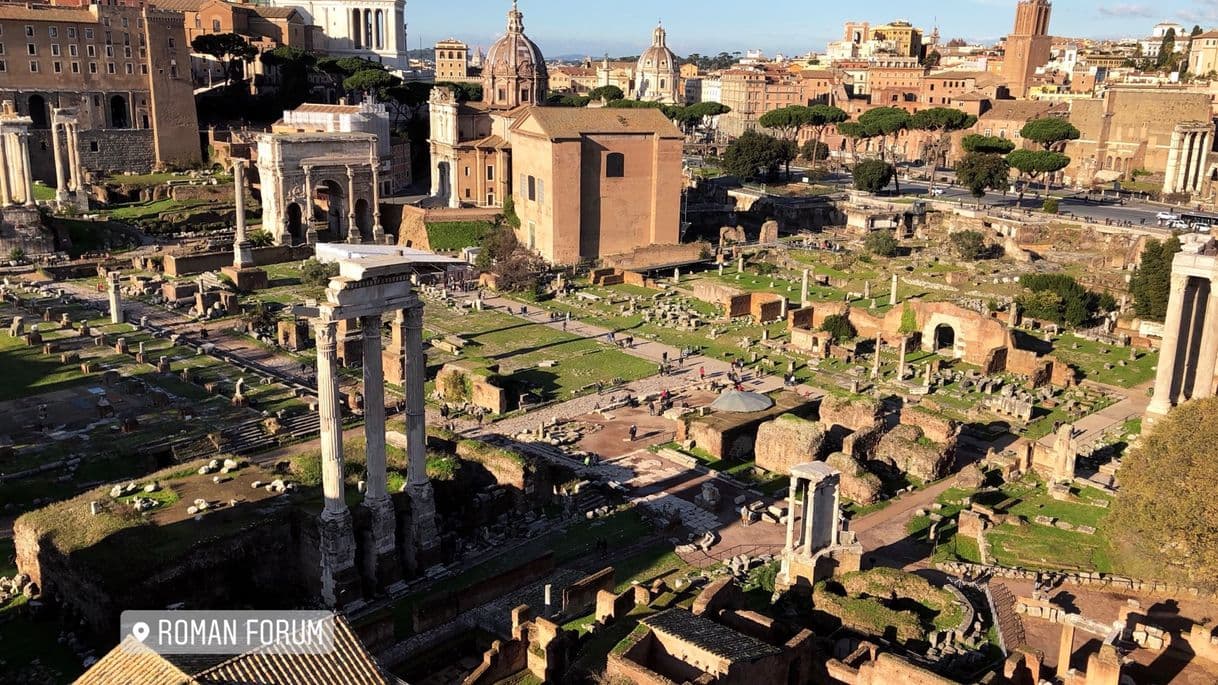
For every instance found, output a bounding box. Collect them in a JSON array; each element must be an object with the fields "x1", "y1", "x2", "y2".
[
  {"x1": 436, "y1": 161, "x2": 451, "y2": 204},
  {"x1": 933, "y1": 324, "x2": 956, "y2": 353},
  {"x1": 318, "y1": 180, "x2": 344, "y2": 239},
  {"x1": 354, "y1": 198, "x2": 371, "y2": 241},
  {"x1": 110, "y1": 95, "x2": 129, "y2": 129},
  {"x1": 286, "y1": 202, "x2": 303, "y2": 244},
  {"x1": 26, "y1": 94, "x2": 49, "y2": 129}
]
